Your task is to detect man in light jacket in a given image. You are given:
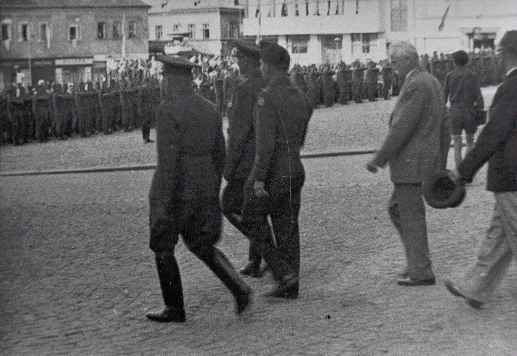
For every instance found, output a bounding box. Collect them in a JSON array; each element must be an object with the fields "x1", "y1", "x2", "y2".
[{"x1": 367, "y1": 41, "x2": 449, "y2": 286}]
